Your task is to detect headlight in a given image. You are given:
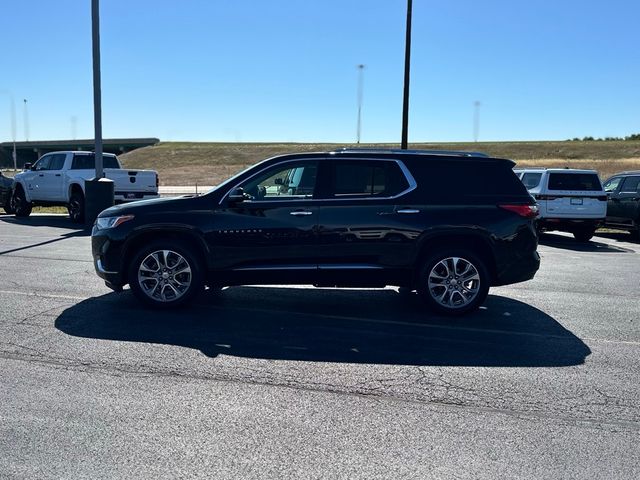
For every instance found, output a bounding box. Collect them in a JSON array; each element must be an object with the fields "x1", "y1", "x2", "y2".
[{"x1": 95, "y1": 214, "x2": 134, "y2": 230}]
